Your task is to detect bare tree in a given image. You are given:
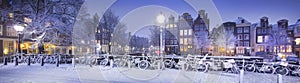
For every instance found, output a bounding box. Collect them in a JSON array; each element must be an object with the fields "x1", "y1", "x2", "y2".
[
  {"x1": 268, "y1": 25, "x2": 288, "y2": 54},
  {"x1": 112, "y1": 23, "x2": 128, "y2": 54},
  {"x1": 194, "y1": 32, "x2": 211, "y2": 54},
  {"x1": 149, "y1": 26, "x2": 161, "y2": 46},
  {"x1": 0, "y1": 0, "x2": 83, "y2": 53},
  {"x1": 216, "y1": 28, "x2": 237, "y2": 56}
]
